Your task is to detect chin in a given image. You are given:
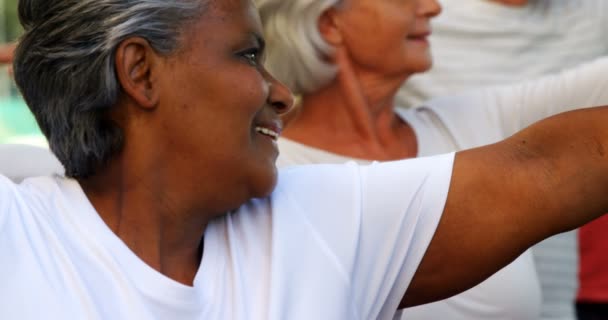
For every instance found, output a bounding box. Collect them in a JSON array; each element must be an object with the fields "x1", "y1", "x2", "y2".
[
  {"x1": 411, "y1": 58, "x2": 433, "y2": 74},
  {"x1": 250, "y1": 164, "x2": 279, "y2": 199},
  {"x1": 400, "y1": 54, "x2": 433, "y2": 75}
]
